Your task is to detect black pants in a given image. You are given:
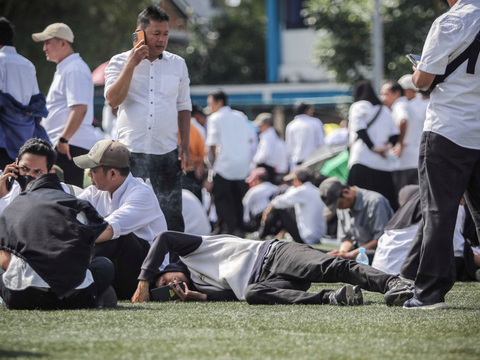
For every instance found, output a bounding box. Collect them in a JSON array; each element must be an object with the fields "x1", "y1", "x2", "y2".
[
  {"x1": 260, "y1": 208, "x2": 303, "y2": 243},
  {"x1": 94, "y1": 233, "x2": 150, "y2": 300},
  {"x1": 392, "y1": 168, "x2": 419, "y2": 197},
  {"x1": 0, "y1": 257, "x2": 114, "y2": 310},
  {"x1": 245, "y1": 242, "x2": 395, "y2": 305},
  {"x1": 0, "y1": 147, "x2": 14, "y2": 171},
  {"x1": 55, "y1": 144, "x2": 89, "y2": 188},
  {"x1": 212, "y1": 174, "x2": 248, "y2": 236},
  {"x1": 413, "y1": 132, "x2": 480, "y2": 303},
  {"x1": 130, "y1": 150, "x2": 184, "y2": 234}
]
